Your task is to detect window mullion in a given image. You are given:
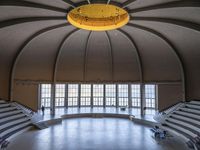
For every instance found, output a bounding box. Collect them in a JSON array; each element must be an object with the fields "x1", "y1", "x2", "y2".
[
  {"x1": 128, "y1": 84, "x2": 132, "y2": 108},
  {"x1": 116, "y1": 84, "x2": 118, "y2": 108},
  {"x1": 65, "y1": 84, "x2": 68, "y2": 108},
  {"x1": 91, "y1": 84, "x2": 93, "y2": 107}
]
